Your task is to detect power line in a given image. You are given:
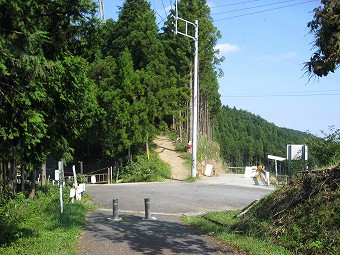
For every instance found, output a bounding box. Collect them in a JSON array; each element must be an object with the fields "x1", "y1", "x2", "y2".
[
  {"x1": 214, "y1": 1, "x2": 314, "y2": 21},
  {"x1": 152, "y1": 0, "x2": 168, "y2": 26},
  {"x1": 210, "y1": 0, "x2": 266, "y2": 9},
  {"x1": 161, "y1": 0, "x2": 168, "y2": 17},
  {"x1": 221, "y1": 90, "x2": 340, "y2": 98},
  {"x1": 212, "y1": 0, "x2": 298, "y2": 16}
]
